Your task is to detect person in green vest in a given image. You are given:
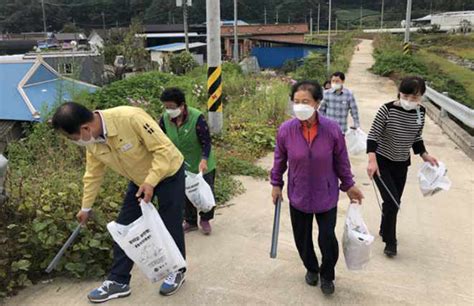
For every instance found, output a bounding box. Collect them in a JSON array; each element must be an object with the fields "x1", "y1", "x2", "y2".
[{"x1": 159, "y1": 87, "x2": 217, "y2": 235}]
